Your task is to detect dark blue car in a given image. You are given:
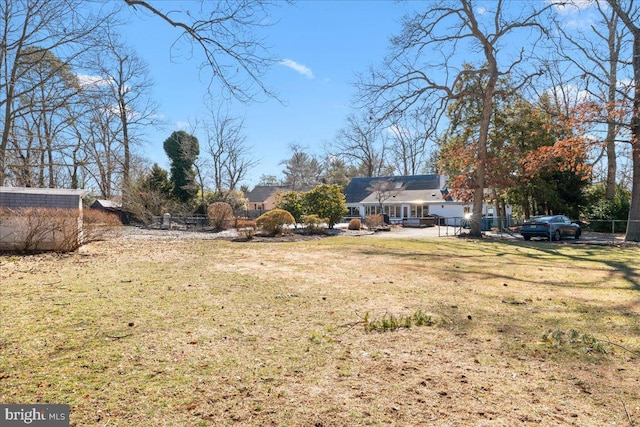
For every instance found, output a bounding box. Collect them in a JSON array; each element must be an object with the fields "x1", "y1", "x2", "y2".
[{"x1": 520, "y1": 215, "x2": 581, "y2": 241}]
